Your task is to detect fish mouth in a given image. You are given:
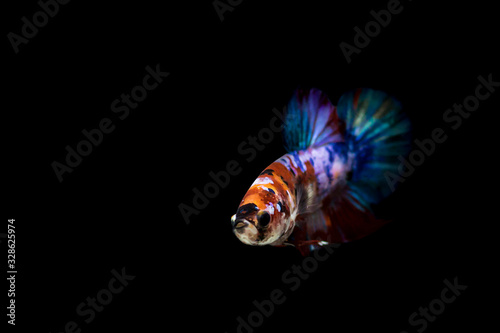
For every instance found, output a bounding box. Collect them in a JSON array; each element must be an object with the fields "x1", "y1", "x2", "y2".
[
  {"x1": 234, "y1": 221, "x2": 249, "y2": 230},
  {"x1": 232, "y1": 219, "x2": 254, "y2": 232},
  {"x1": 232, "y1": 217, "x2": 255, "y2": 229},
  {"x1": 233, "y1": 220, "x2": 260, "y2": 245}
]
